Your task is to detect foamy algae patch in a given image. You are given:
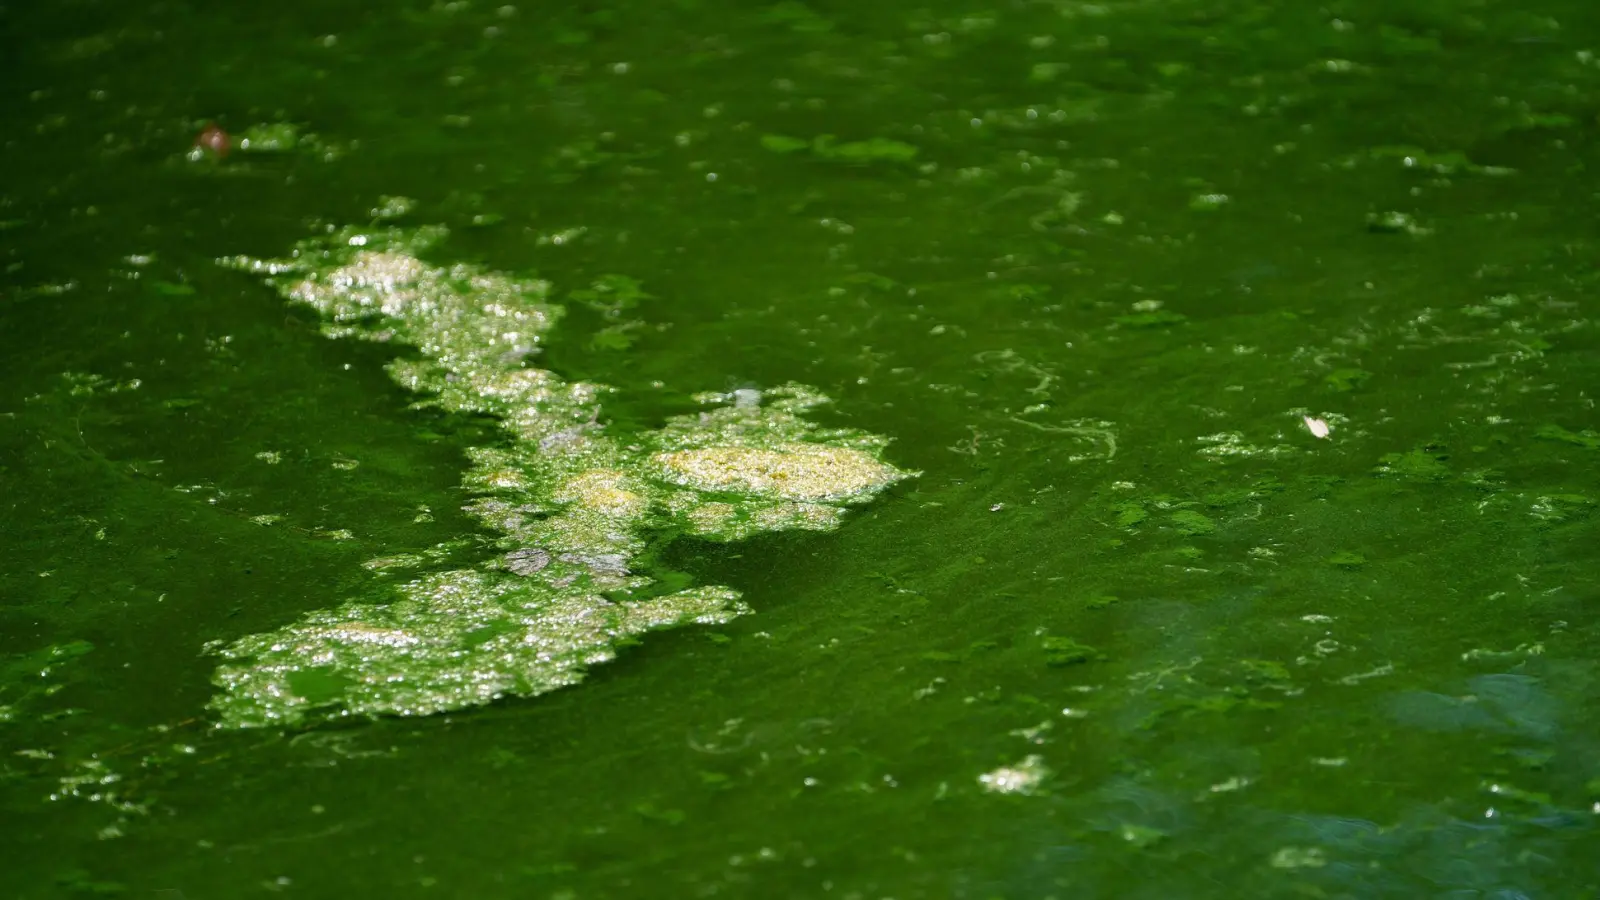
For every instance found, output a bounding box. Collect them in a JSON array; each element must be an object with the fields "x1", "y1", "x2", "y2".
[
  {"x1": 653, "y1": 444, "x2": 903, "y2": 502},
  {"x1": 211, "y1": 225, "x2": 914, "y2": 728}
]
